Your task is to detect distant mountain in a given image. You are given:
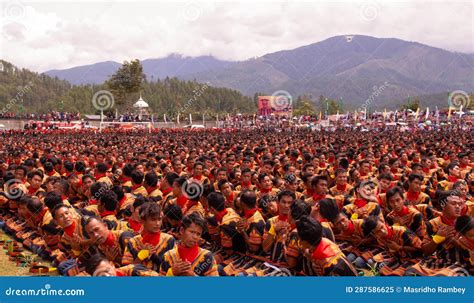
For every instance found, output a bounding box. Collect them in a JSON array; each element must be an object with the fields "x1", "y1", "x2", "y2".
[
  {"x1": 142, "y1": 54, "x2": 232, "y2": 81},
  {"x1": 46, "y1": 61, "x2": 121, "y2": 85},
  {"x1": 45, "y1": 54, "x2": 232, "y2": 85},
  {"x1": 183, "y1": 35, "x2": 474, "y2": 108},
  {"x1": 44, "y1": 35, "x2": 474, "y2": 108}
]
